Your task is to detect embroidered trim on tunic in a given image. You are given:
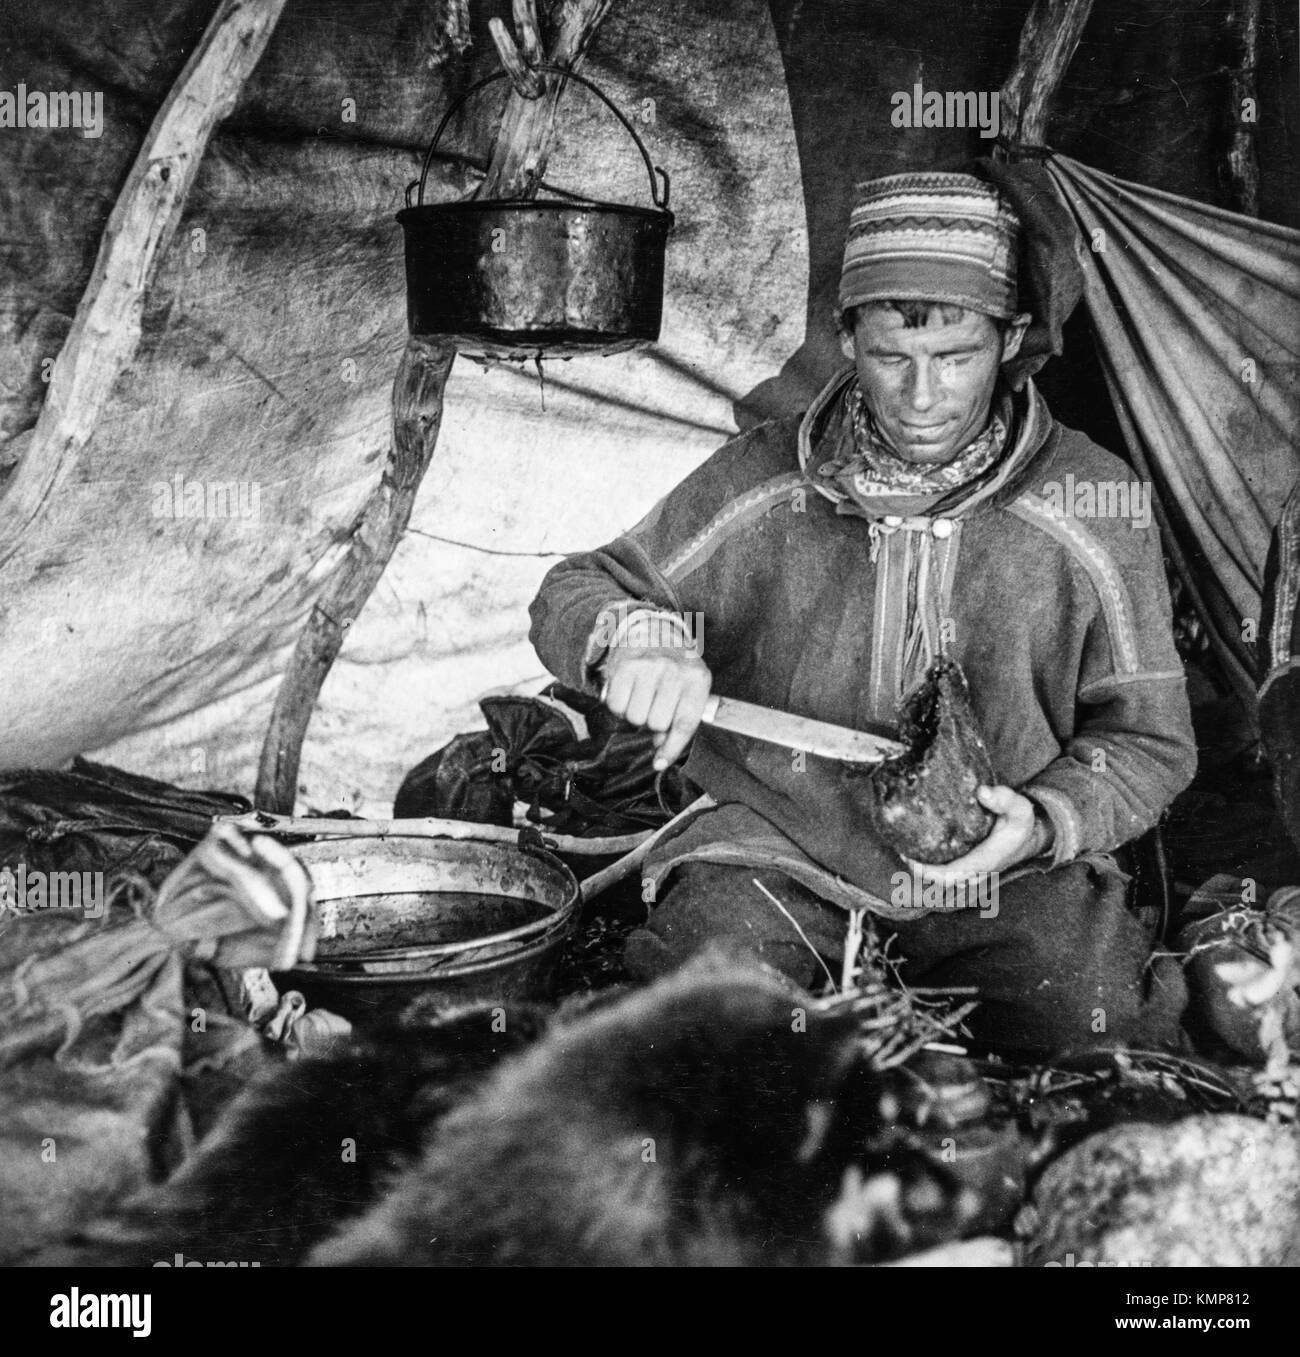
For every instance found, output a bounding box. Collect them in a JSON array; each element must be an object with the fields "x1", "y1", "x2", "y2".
[
  {"x1": 1009, "y1": 493, "x2": 1143, "y2": 676},
  {"x1": 1025, "y1": 785, "x2": 1082, "y2": 866},
  {"x1": 1078, "y1": 669, "x2": 1186, "y2": 700},
  {"x1": 659, "y1": 472, "x2": 807, "y2": 584}
]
